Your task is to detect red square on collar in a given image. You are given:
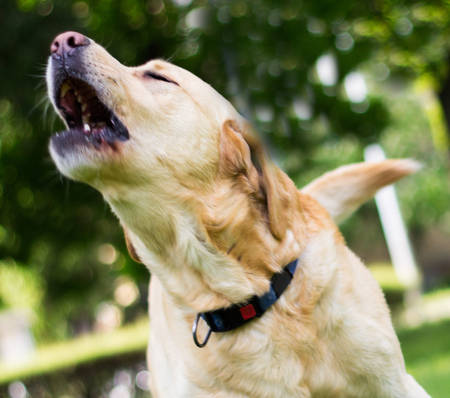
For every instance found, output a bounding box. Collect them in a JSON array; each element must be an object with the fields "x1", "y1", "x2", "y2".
[{"x1": 240, "y1": 304, "x2": 256, "y2": 320}]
